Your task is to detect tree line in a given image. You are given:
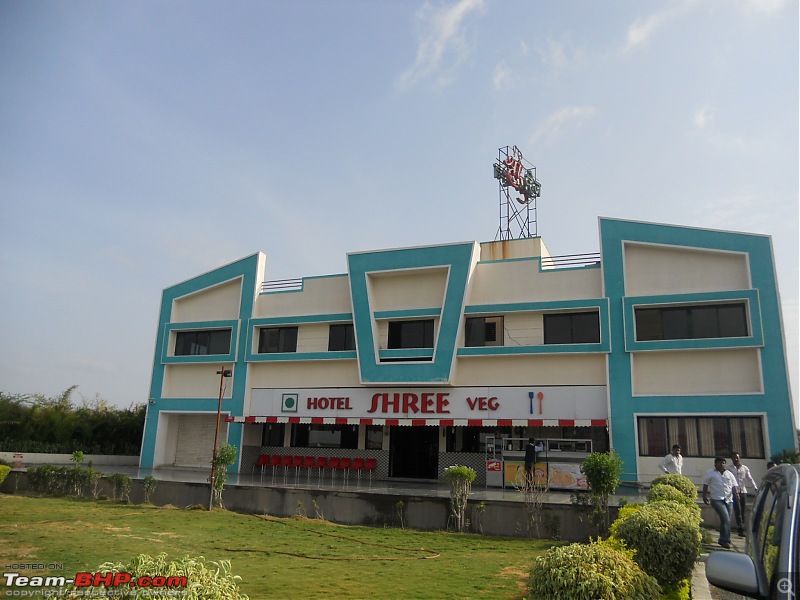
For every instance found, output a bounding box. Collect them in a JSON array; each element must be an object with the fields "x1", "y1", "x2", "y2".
[{"x1": 0, "y1": 386, "x2": 145, "y2": 455}]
